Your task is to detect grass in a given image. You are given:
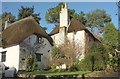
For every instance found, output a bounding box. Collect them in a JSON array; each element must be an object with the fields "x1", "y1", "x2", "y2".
[{"x1": 18, "y1": 70, "x2": 95, "y2": 76}]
